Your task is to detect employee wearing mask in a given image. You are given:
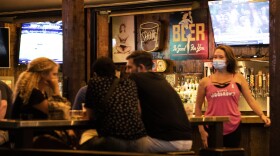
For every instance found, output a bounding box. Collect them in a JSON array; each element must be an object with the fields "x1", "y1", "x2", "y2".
[{"x1": 195, "y1": 45, "x2": 271, "y2": 148}]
